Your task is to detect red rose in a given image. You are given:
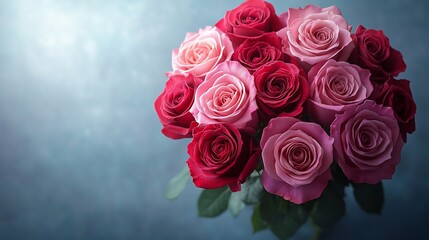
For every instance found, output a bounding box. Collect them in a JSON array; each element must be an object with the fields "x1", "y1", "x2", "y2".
[
  {"x1": 215, "y1": 0, "x2": 284, "y2": 47},
  {"x1": 349, "y1": 25, "x2": 406, "y2": 86},
  {"x1": 187, "y1": 123, "x2": 260, "y2": 192},
  {"x1": 376, "y1": 79, "x2": 416, "y2": 141},
  {"x1": 253, "y1": 61, "x2": 309, "y2": 121},
  {"x1": 232, "y1": 33, "x2": 290, "y2": 73},
  {"x1": 154, "y1": 74, "x2": 202, "y2": 139}
]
